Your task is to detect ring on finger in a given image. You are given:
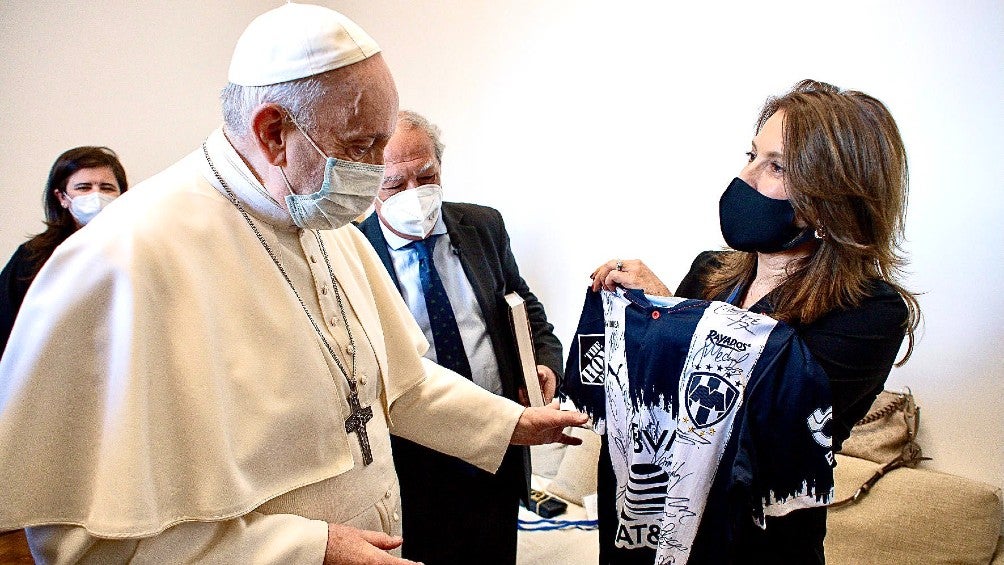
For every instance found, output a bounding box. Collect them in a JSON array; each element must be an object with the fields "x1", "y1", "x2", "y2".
[{"x1": 616, "y1": 260, "x2": 624, "y2": 271}]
